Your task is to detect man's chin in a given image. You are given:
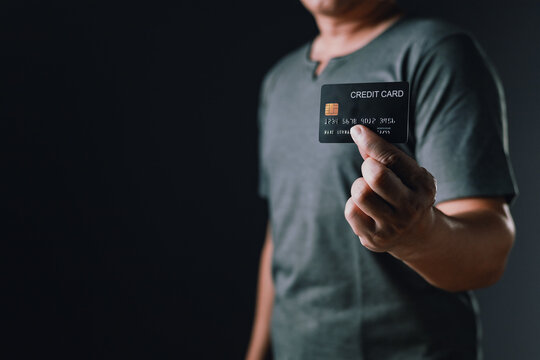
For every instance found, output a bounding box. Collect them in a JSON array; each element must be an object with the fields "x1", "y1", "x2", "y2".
[{"x1": 300, "y1": 0, "x2": 366, "y2": 17}]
